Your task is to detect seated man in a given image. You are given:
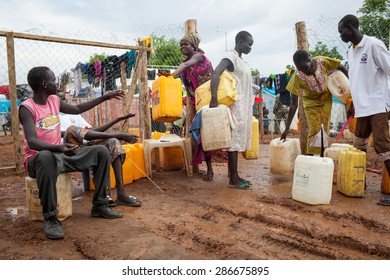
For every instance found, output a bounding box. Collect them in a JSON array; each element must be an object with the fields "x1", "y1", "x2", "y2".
[
  {"x1": 58, "y1": 92, "x2": 141, "y2": 207},
  {"x1": 19, "y1": 66, "x2": 124, "y2": 240}
]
